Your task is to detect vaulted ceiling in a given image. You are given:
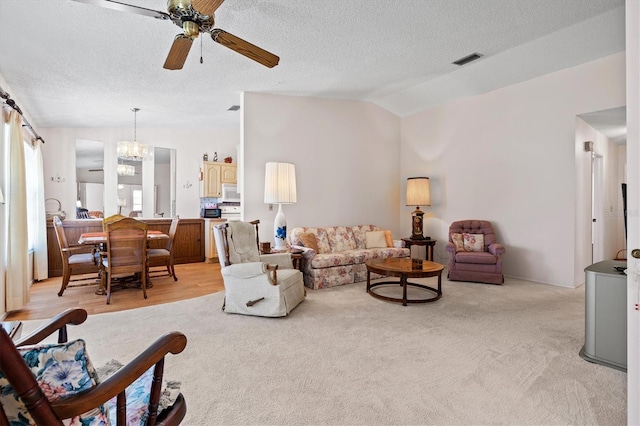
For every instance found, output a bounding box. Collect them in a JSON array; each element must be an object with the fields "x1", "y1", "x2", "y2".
[{"x1": 0, "y1": 0, "x2": 626, "y2": 130}]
